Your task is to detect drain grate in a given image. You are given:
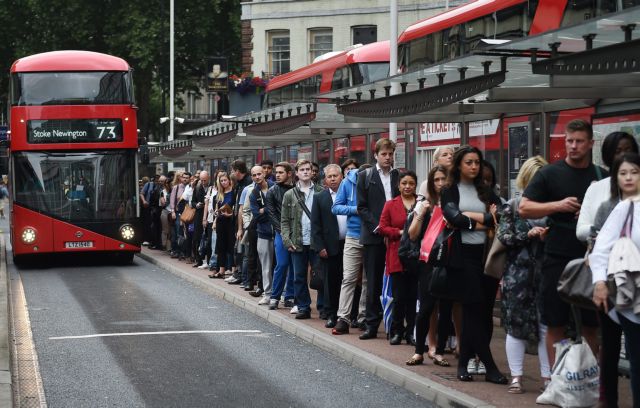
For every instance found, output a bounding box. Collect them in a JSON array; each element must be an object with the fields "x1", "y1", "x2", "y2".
[
  {"x1": 9, "y1": 268, "x2": 47, "y2": 408},
  {"x1": 433, "y1": 372, "x2": 459, "y2": 381}
]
